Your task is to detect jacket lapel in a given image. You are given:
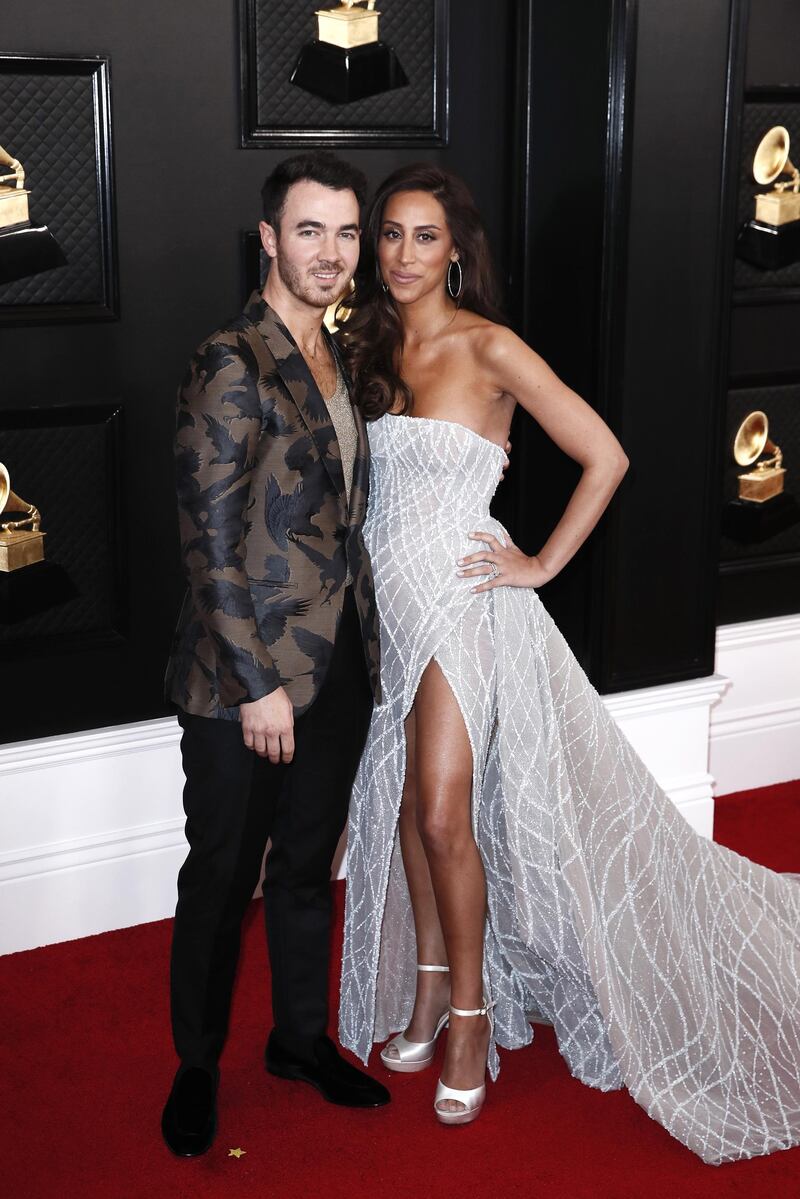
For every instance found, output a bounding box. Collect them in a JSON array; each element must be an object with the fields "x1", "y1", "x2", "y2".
[{"x1": 248, "y1": 293, "x2": 346, "y2": 502}]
